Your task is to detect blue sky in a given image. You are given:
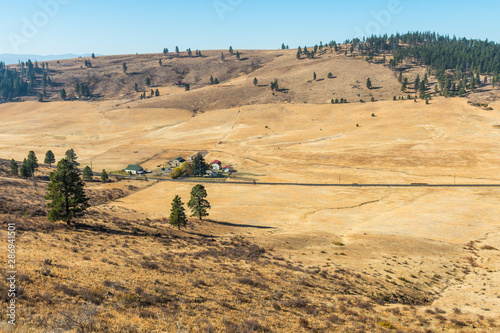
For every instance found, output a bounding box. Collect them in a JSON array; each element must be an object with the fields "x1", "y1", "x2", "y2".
[{"x1": 1, "y1": 0, "x2": 499, "y2": 55}]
